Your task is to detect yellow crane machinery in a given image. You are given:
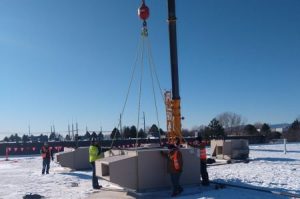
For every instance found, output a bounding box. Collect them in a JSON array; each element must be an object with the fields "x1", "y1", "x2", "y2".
[{"x1": 165, "y1": 91, "x2": 182, "y2": 144}]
